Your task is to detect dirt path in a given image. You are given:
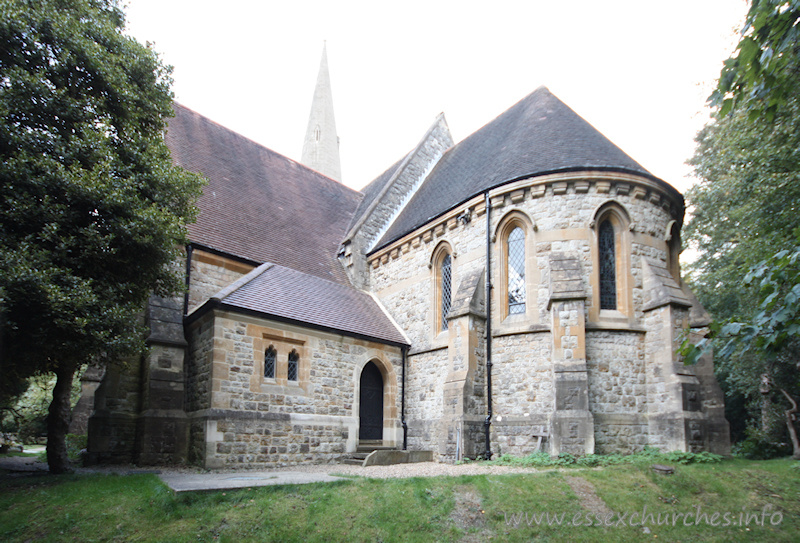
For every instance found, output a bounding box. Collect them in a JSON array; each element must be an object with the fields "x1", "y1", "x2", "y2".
[{"x1": 564, "y1": 475, "x2": 614, "y2": 517}]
